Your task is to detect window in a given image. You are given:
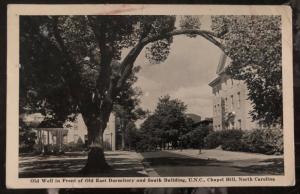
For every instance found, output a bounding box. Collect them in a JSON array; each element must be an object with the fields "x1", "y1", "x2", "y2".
[
  {"x1": 238, "y1": 119, "x2": 242, "y2": 130},
  {"x1": 231, "y1": 79, "x2": 233, "y2": 86},
  {"x1": 217, "y1": 104, "x2": 220, "y2": 112},
  {"x1": 230, "y1": 95, "x2": 234, "y2": 109},
  {"x1": 52, "y1": 135, "x2": 57, "y2": 144},
  {"x1": 225, "y1": 97, "x2": 228, "y2": 111},
  {"x1": 237, "y1": 92, "x2": 241, "y2": 108},
  {"x1": 63, "y1": 135, "x2": 68, "y2": 144},
  {"x1": 74, "y1": 134, "x2": 78, "y2": 143}
]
